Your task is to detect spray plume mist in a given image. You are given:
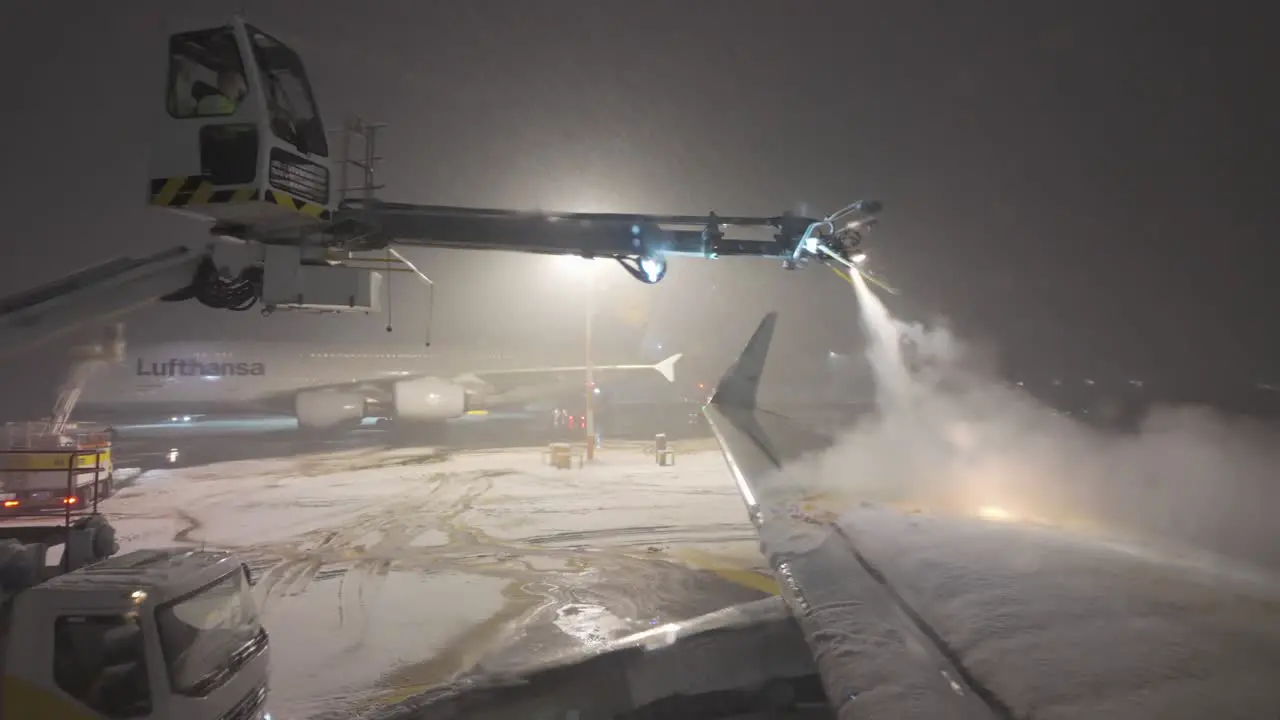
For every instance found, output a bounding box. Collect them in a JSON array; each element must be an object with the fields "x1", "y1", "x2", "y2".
[{"x1": 794, "y1": 270, "x2": 1280, "y2": 575}]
